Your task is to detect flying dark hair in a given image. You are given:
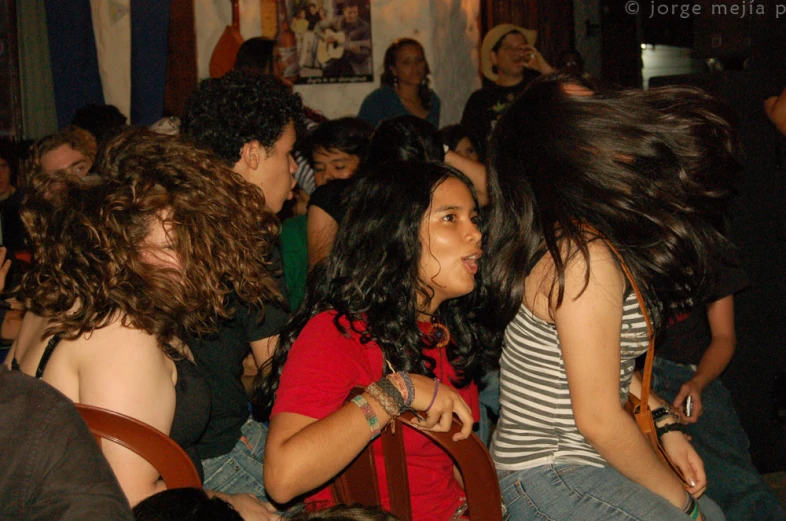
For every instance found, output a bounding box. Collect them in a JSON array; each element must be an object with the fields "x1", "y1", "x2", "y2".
[
  {"x1": 304, "y1": 117, "x2": 374, "y2": 163},
  {"x1": 252, "y1": 160, "x2": 492, "y2": 420},
  {"x1": 380, "y1": 38, "x2": 432, "y2": 111},
  {"x1": 483, "y1": 74, "x2": 740, "y2": 333},
  {"x1": 180, "y1": 69, "x2": 305, "y2": 164},
  {"x1": 361, "y1": 115, "x2": 443, "y2": 175},
  {"x1": 18, "y1": 128, "x2": 282, "y2": 347}
]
